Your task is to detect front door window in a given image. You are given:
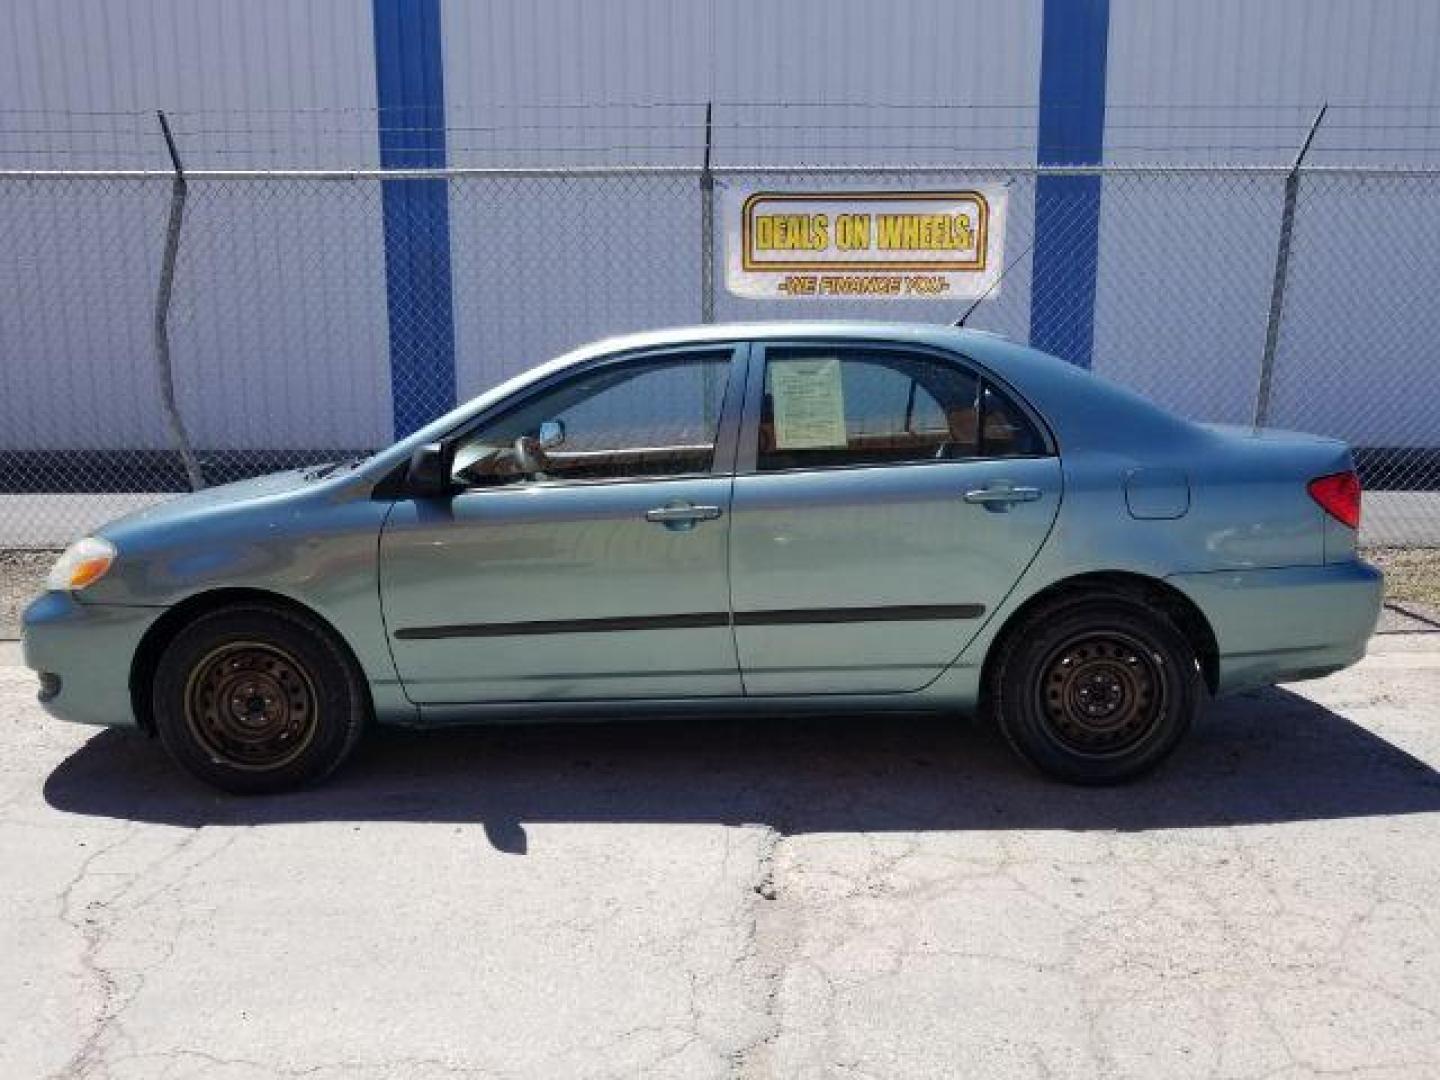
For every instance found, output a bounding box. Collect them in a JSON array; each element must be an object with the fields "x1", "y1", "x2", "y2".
[{"x1": 449, "y1": 352, "x2": 732, "y2": 488}]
